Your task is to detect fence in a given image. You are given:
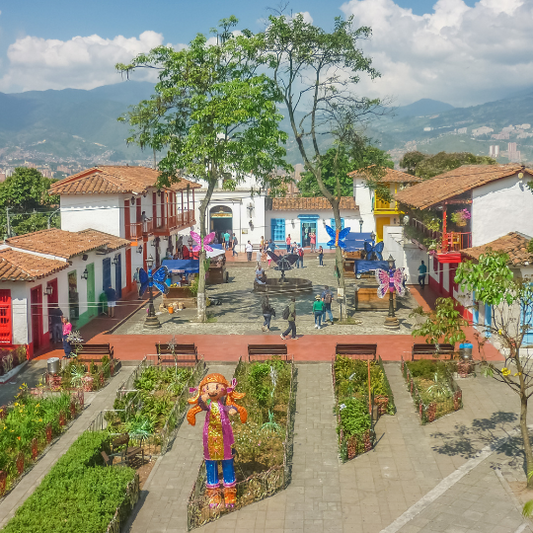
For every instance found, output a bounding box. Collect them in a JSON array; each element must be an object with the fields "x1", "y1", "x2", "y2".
[
  {"x1": 401, "y1": 356, "x2": 462, "y2": 424},
  {"x1": 186, "y1": 357, "x2": 297, "y2": 531},
  {"x1": 105, "y1": 474, "x2": 140, "y2": 533}
]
